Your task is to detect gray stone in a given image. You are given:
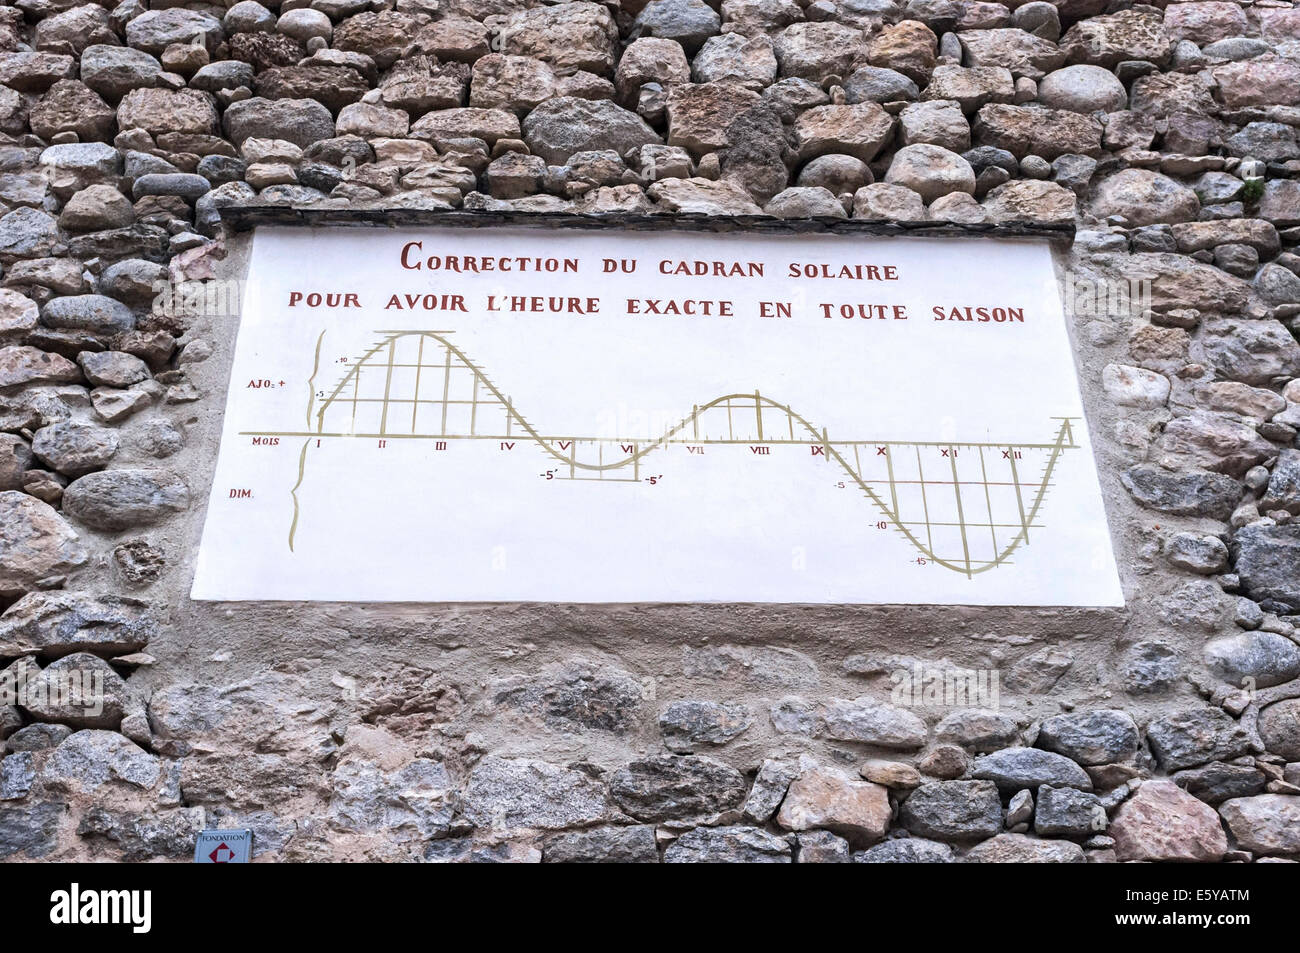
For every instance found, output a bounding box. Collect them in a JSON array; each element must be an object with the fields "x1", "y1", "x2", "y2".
[
  {"x1": 4, "y1": 723, "x2": 73, "y2": 751},
  {"x1": 899, "y1": 780, "x2": 1003, "y2": 840},
  {"x1": 1037, "y1": 65, "x2": 1127, "y2": 113},
  {"x1": 43, "y1": 729, "x2": 159, "y2": 792},
  {"x1": 796, "y1": 830, "x2": 851, "y2": 863},
  {"x1": 191, "y1": 60, "x2": 256, "y2": 93},
  {"x1": 223, "y1": 97, "x2": 335, "y2": 149},
  {"x1": 132, "y1": 173, "x2": 211, "y2": 202},
  {"x1": 763, "y1": 186, "x2": 846, "y2": 219},
  {"x1": 79, "y1": 45, "x2": 162, "y2": 103},
  {"x1": 796, "y1": 154, "x2": 871, "y2": 195},
  {"x1": 1218, "y1": 795, "x2": 1300, "y2": 855},
  {"x1": 31, "y1": 422, "x2": 118, "y2": 477},
  {"x1": 224, "y1": 1, "x2": 276, "y2": 35},
  {"x1": 1038, "y1": 710, "x2": 1139, "y2": 766},
  {"x1": 1226, "y1": 123, "x2": 1299, "y2": 162},
  {"x1": 659, "y1": 700, "x2": 751, "y2": 751},
  {"x1": 1233, "y1": 524, "x2": 1300, "y2": 612},
  {"x1": 819, "y1": 697, "x2": 926, "y2": 748},
  {"x1": 1146, "y1": 708, "x2": 1251, "y2": 771},
  {"x1": 76, "y1": 807, "x2": 205, "y2": 861},
  {"x1": 610, "y1": 755, "x2": 747, "y2": 822},
  {"x1": 0, "y1": 801, "x2": 63, "y2": 859},
  {"x1": 543, "y1": 825, "x2": 659, "y2": 863},
  {"x1": 633, "y1": 0, "x2": 721, "y2": 56},
  {"x1": 0, "y1": 592, "x2": 155, "y2": 659},
  {"x1": 854, "y1": 837, "x2": 955, "y2": 862},
  {"x1": 844, "y1": 66, "x2": 919, "y2": 104},
  {"x1": 965, "y1": 832, "x2": 1086, "y2": 862},
  {"x1": 971, "y1": 747, "x2": 1093, "y2": 791},
  {"x1": 663, "y1": 824, "x2": 792, "y2": 862},
  {"x1": 1203, "y1": 631, "x2": 1300, "y2": 689},
  {"x1": 1090, "y1": 169, "x2": 1200, "y2": 226},
  {"x1": 20, "y1": 653, "x2": 130, "y2": 730},
  {"x1": 462, "y1": 756, "x2": 611, "y2": 831},
  {"x1": 742, "y1": 758, "x2": 797, "y2": 822},
  {"x1": 885, "y1": 144, "x2": 975, "y2": 202},
  {"x1": 125, "y1": 9, "x2": 223, "y2": 56},
  {"x1": 490, "y1": 659, "x2": 643, "y2": 734},
  {"x1": 40, "y1": 295, "x2": 135, "y2": 335},
  {"x1": 1258, "y1": 699, "x2": 1300, "y2": 760},
  {"x1": 523, "y1": 97, "x2": 660, "y2": 165},
  {"x1": 934, "y1": 709, "x2": 1020, "y2": 752},
  {"x1": 1172, "y1": 761, "x2": 1267, "y2": 805},
  {"x1": 1196, "y1": 318, "x2": 1300, "y2": 386},
  {"x1": 1121, "y1": 464, "x2": 1242, "y2": 520},
  {"x1": 78, "y1": 351, "x2": 150, "y2": 388},
  {"x1": 0, "y1": 208, "x2": 60, "y2": 263},
  {"x1": 1034, "y1": 785, "x2": 1106, "y2": 837},
  {"x1": 0, "y1": 493, "x2": 87, "y2": 601},
  {"x1": 1255, "y1": 263, "x2": 1300, "y2": 307},
  {"x1": 61, "y1": 469, "x2": 190, "y2": 531},
  {"x1": 329, "y1": 757, "x2": 455, "y2": 841},
  {"x1": 0, "y1": 752, "x2": 34, "y2": 800},
  {"x1": 1165, "y1": 532, "x2": 1229, "y2": 574}
]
